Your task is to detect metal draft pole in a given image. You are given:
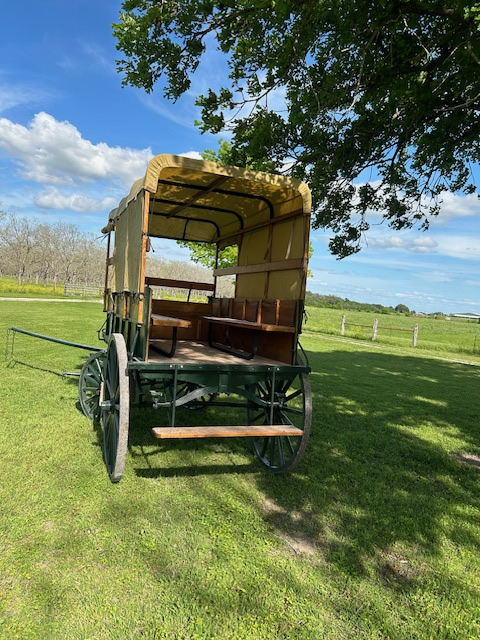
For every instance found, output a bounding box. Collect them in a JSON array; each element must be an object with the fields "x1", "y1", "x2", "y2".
[{"x1": 7, "y1": 327, "x2": 104, "y2": 352}]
